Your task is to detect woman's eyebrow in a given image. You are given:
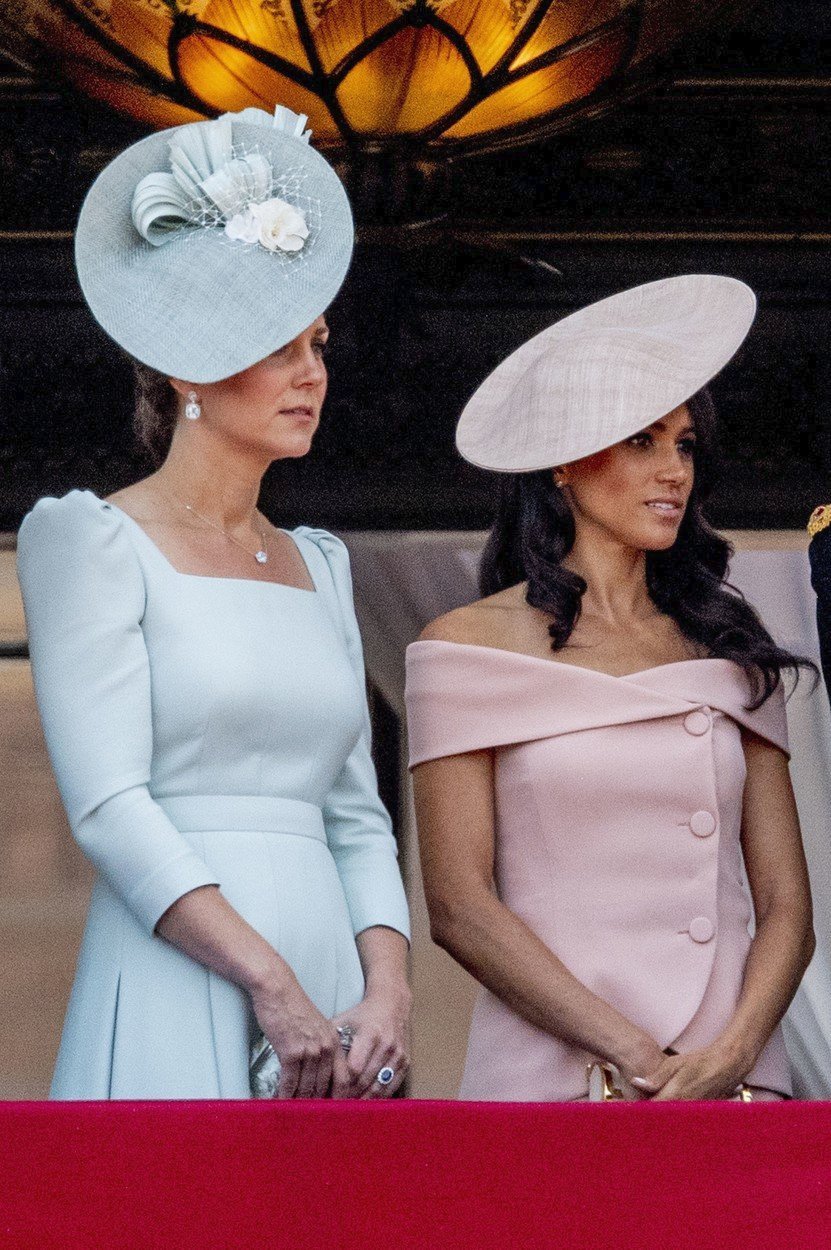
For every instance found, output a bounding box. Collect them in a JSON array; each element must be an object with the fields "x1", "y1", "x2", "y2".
[{"x1": 649, "y1": 419, "x2": 696, "y2": 436}]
